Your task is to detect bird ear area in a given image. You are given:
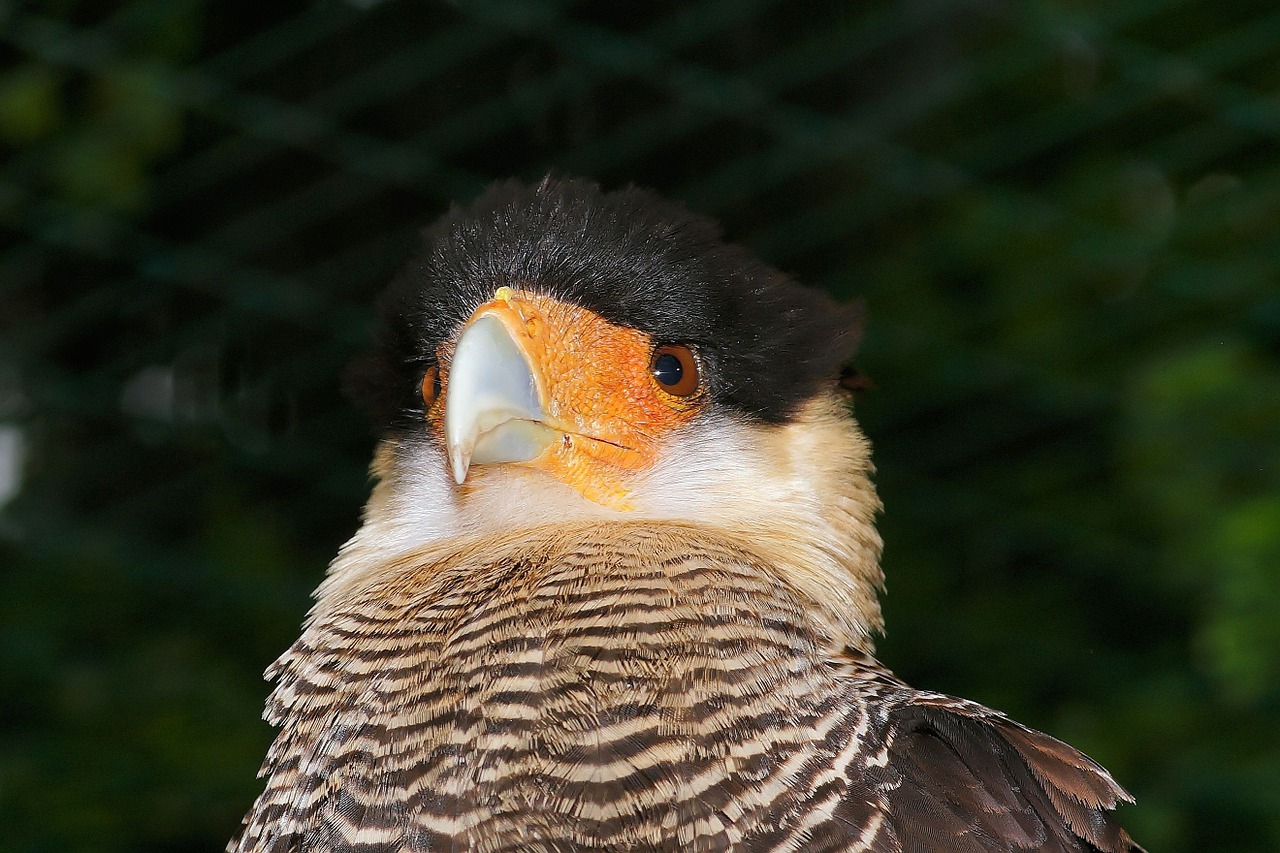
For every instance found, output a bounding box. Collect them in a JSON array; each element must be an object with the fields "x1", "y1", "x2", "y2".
[
  {"x1": 838, "y1": 364, "x2": 876, "y2": 395},
  {"x1": 831, "y1": 297, "x2": 873, "y2": 399}
]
